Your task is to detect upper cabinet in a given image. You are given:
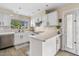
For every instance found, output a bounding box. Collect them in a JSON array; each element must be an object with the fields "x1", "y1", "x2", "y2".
[
  {"x1": 41, "y1": 14, "x2": 48, "y2": 27},
  {"x1": 31, "y1": 13, "x2": 47, "y2": 27},
  {"x1": 31, "y1": 11, "x2": 58, "y2": 27},
  {"x1": 0, "y1": 13, "x2": 11, "y2": 27},
  {"x1": 47, "y1": 11, "x2": 58, "y2": 26}
]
